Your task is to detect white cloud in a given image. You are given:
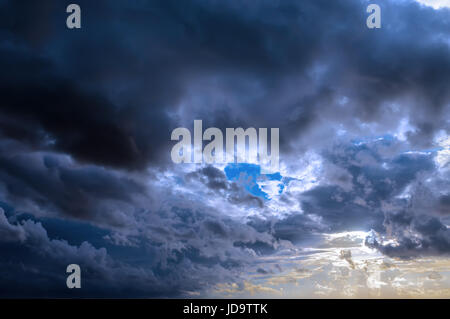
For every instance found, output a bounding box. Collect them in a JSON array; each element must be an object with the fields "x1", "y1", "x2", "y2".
[
  {"x1": 435, "y1": 131, "x2": 450, "y2": 169},
  {"x1": 415, "y1": 0, "x2": 450, "y2": 9}
]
